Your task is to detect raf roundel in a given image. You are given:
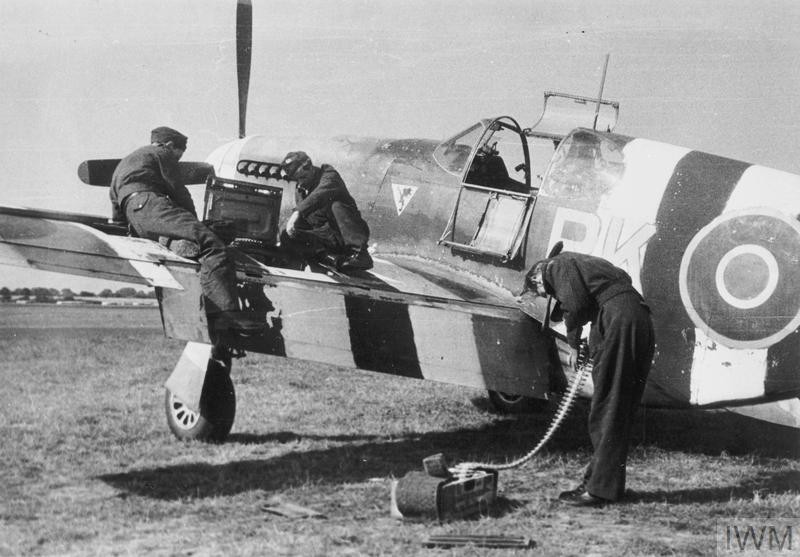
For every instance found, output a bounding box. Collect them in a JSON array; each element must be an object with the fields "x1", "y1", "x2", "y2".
[{"x1": 679, "y1": 208, "x2": 800, "y2": 349}]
